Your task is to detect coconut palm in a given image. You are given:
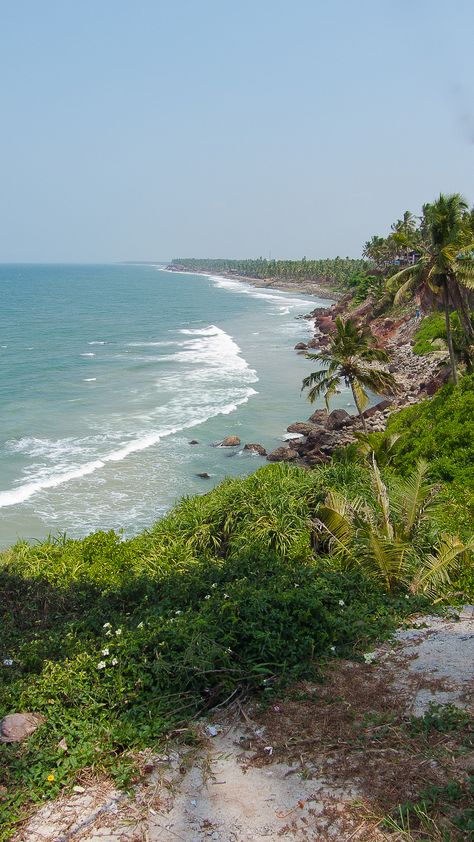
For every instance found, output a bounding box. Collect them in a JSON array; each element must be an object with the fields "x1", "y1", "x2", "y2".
[
  {"x1": 302, "y1": 318, "x2": 398, "y2": 432},
  {"x1": 389, "y1": 193, "x2": 474, "y2": 383},
  {"x1": 313, "y1": 458, "x2": 473, "y2": 596}
]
